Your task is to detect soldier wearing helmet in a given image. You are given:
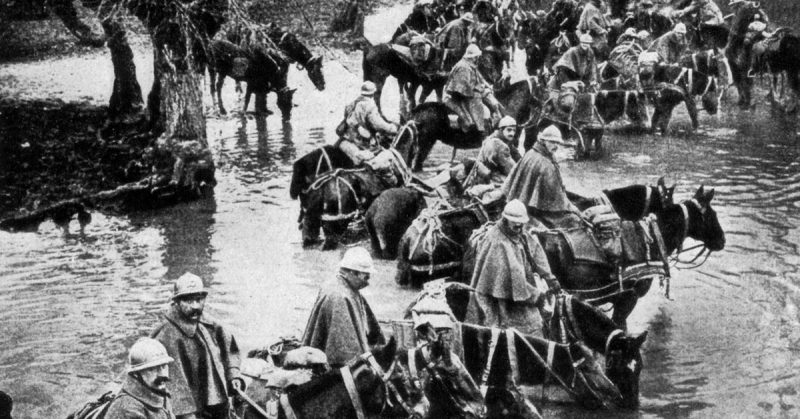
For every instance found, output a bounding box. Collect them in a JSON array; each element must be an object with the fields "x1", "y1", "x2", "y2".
[
  {"x1": 647, "y1": 22, "x2": 688, "y2": 64},
  {"x1": 673, "y1": 0, "x2": 724, "y2": 26},
  {"x1": 302, "y1": 247, "x2": 386, "y2": 367},
  {"x1": 547, "y1": 33, "x2": 598, "y2": 101},
  {"x1": 106, "y1": 338, "x2": 175, "y2": 419},
  {"x1": 151, "y1": 273, "x2": 244, "y2": 419},
  {"x1": 577, "y1": 0, "x2": 610, "y2": 59},
  {"x1": 435, "y1": 11, "x2": 476, "y2": 70},
  {"x1": 464, "y1": 115, "x2": 522, "y2": 203},
  {"x1": 391, "y1": 0, "x2": 439, "y2": 42},
  {"x1": 464, "y1": 199, "x2": 560, "y2": 335},
  {"x1": 443, "y1": 43, "x2": 501, "y2": 134},
  {"x1": 503, "y1": 126, "x2": 585, "y2": 229}
]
